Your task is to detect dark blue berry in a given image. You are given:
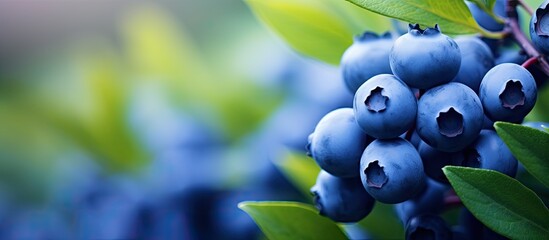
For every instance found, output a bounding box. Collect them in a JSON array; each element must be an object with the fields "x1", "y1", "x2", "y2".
[
  {"x1": 530, "y1": 0, "x2": 549, "y2": 54},
  {"x1": 360, "y1": 138, "x2": 426, "y2": 204},
  {"x1": 311, "y1": 170, "x2": 375, "y2": 223},
  {"x1": 479, "y1": 63, "x2": 537, "y2": 123},
  {"x1": 390, "y1": 24, "x2": 461, "y2": 89},
  {"x1": 308, "y1": 108, "x2": 370, "y2": 178},
  {"x1": 417, "y1": 82, "x2": 484, "y2": 152},
  {"x1": 353, "y1": 74, "x2": 417, "y2": 139},
  {"x1": 341, "y1": 32, "x2": 394, "y2": 93}
]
